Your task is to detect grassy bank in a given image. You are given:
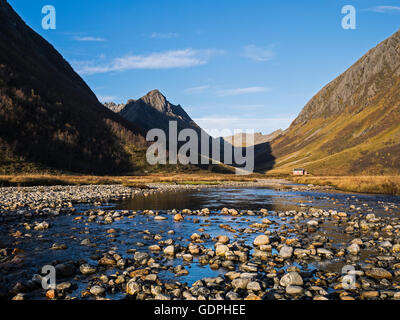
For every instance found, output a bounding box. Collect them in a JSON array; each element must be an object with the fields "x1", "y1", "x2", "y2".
[
  {"x1": 291, "y1": 176, "x2": 400, "y2": 195},
  {"x1": 0, "y1": 173, "x2": 261, "y2": 187}
]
